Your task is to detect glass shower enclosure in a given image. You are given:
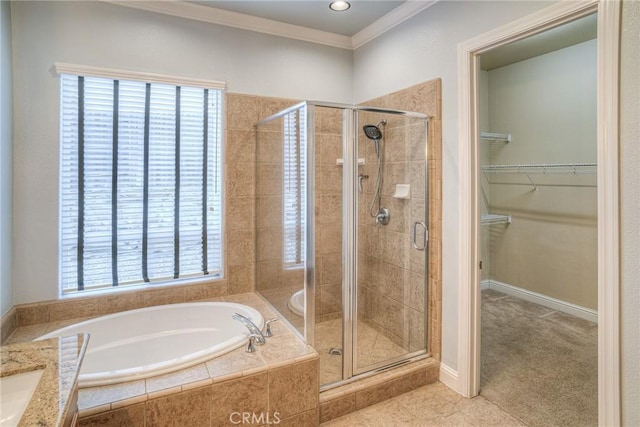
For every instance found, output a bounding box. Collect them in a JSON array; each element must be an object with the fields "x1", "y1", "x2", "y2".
[{"x1": 255, "y1": 101, "x2": 429, "y2": 388}]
